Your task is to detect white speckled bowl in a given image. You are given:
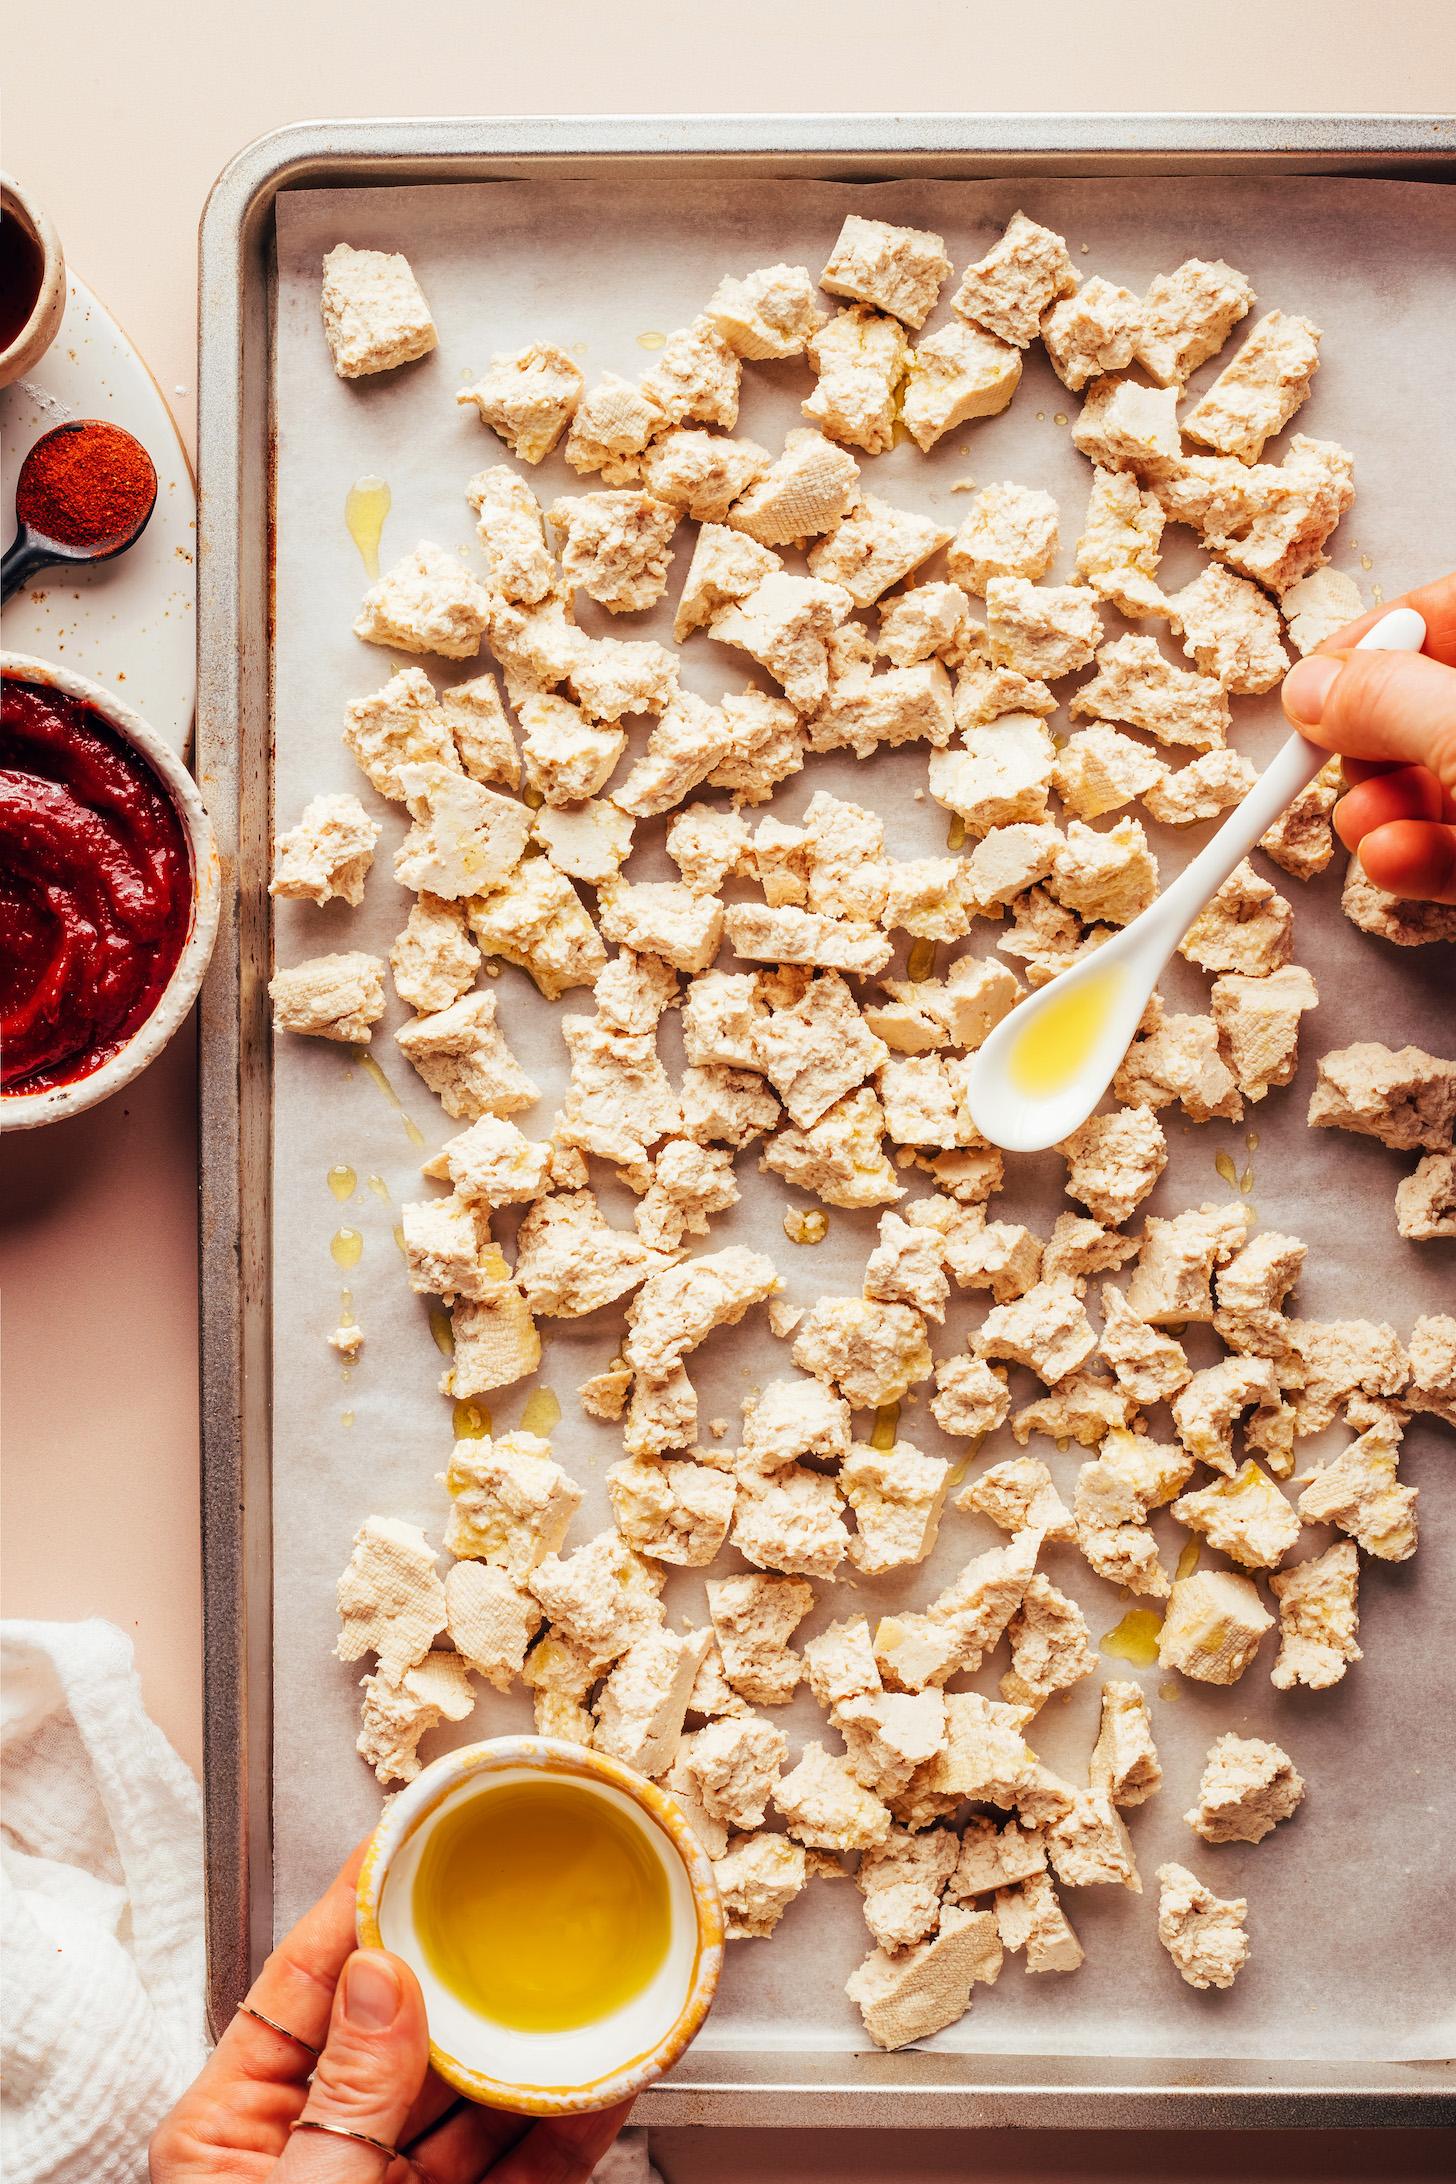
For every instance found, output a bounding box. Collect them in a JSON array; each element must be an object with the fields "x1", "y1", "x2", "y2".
[
  {"x1": 357, "y1": 1735, "x2": 724, "y2": 2116},
  {"x1": 1, "y1": 653, "x2": 222, "y2": 1128}
]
